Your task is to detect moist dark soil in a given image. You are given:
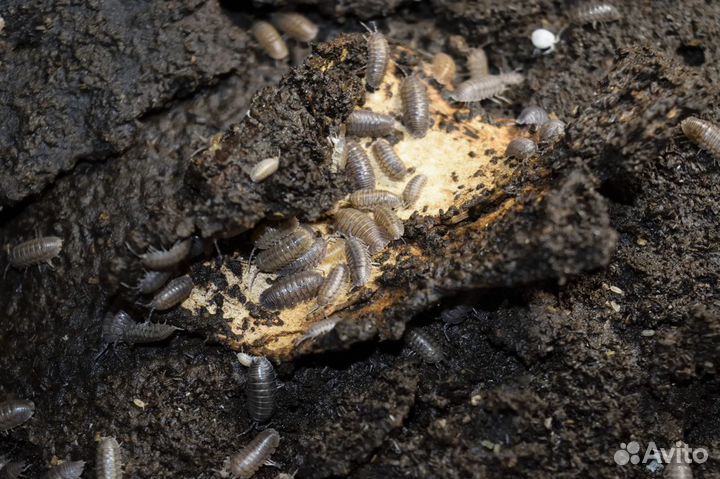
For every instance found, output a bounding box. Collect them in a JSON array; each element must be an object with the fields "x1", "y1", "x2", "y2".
[{"x1": 1, "y1": 1, "x2": 719, "y2": 478}]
